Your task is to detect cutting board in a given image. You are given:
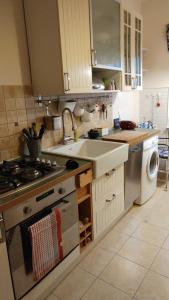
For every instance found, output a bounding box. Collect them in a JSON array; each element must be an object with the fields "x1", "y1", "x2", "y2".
[{"x1": 103, "y1": 130, "x2": 149, "y2": 145}]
